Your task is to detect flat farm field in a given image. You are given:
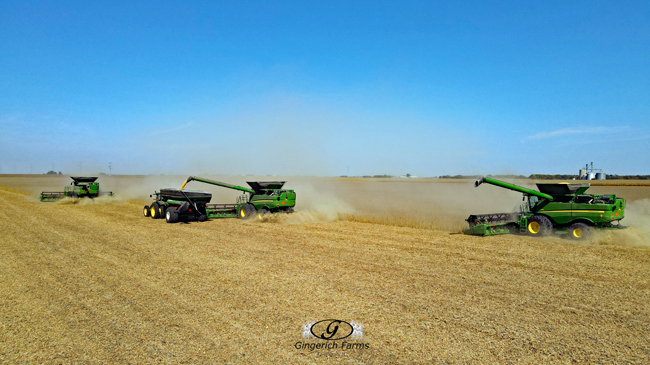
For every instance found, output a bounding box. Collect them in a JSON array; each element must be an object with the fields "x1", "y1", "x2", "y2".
[{"x1": 1, "y1": 175, "x2": 650, "y2": 364}]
